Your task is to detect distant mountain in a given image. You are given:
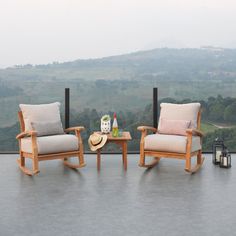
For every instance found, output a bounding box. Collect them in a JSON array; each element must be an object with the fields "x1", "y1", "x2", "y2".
[{"x1": 1, "y1": 47, "x2": 236, "y2": 81}]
